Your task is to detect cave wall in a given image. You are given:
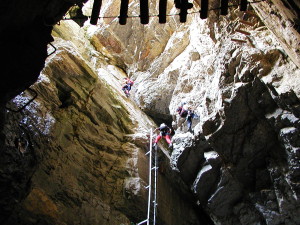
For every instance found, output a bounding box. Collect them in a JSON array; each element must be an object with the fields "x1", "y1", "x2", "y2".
[
  {"x1": 0, "y1": 0, "x2": 81, "y2": 105},
  {"x1": 80, "y1": 0, "x2": 300, "y2": 224},
  {"x1": 0, "y1": 17, "x2": 206, "y2": 225},
  {"x1": 0, "y1": 0, "x2": 300, "y2": 225},
  {"x1": 81, "y1": 0, "x2": 300, "y2": 117}
]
